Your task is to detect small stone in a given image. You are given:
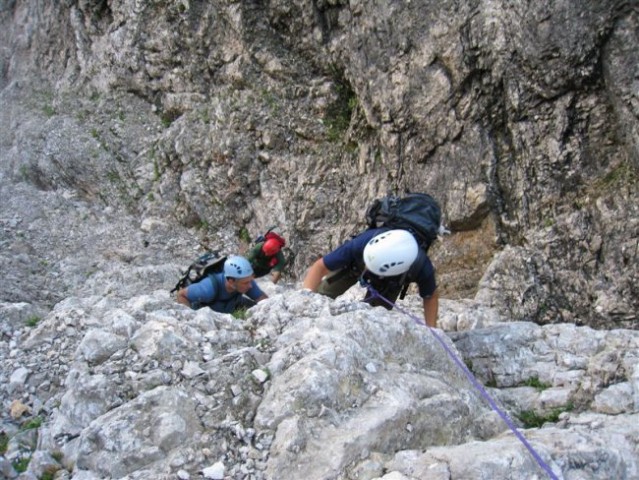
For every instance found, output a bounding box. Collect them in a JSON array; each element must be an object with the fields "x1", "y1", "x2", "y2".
[
  {"x1": 202, "y1": 461, "x2": 225, "y2": 479},
  {"x1": 10, "y1": 399, "x2": 30, "y2": 419},
  {"x1": 251, "y1": 368, "x2": 269, "y2": 383},
  {"x1": 181, "y1": 361, "x2": 205, "y2": 379},
  {"x1": 230, "y1": 384, "x2": 242, "y2": 396},
  {"x1": 9, "y1": 367, "x2": 30, "y2": 392}
]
